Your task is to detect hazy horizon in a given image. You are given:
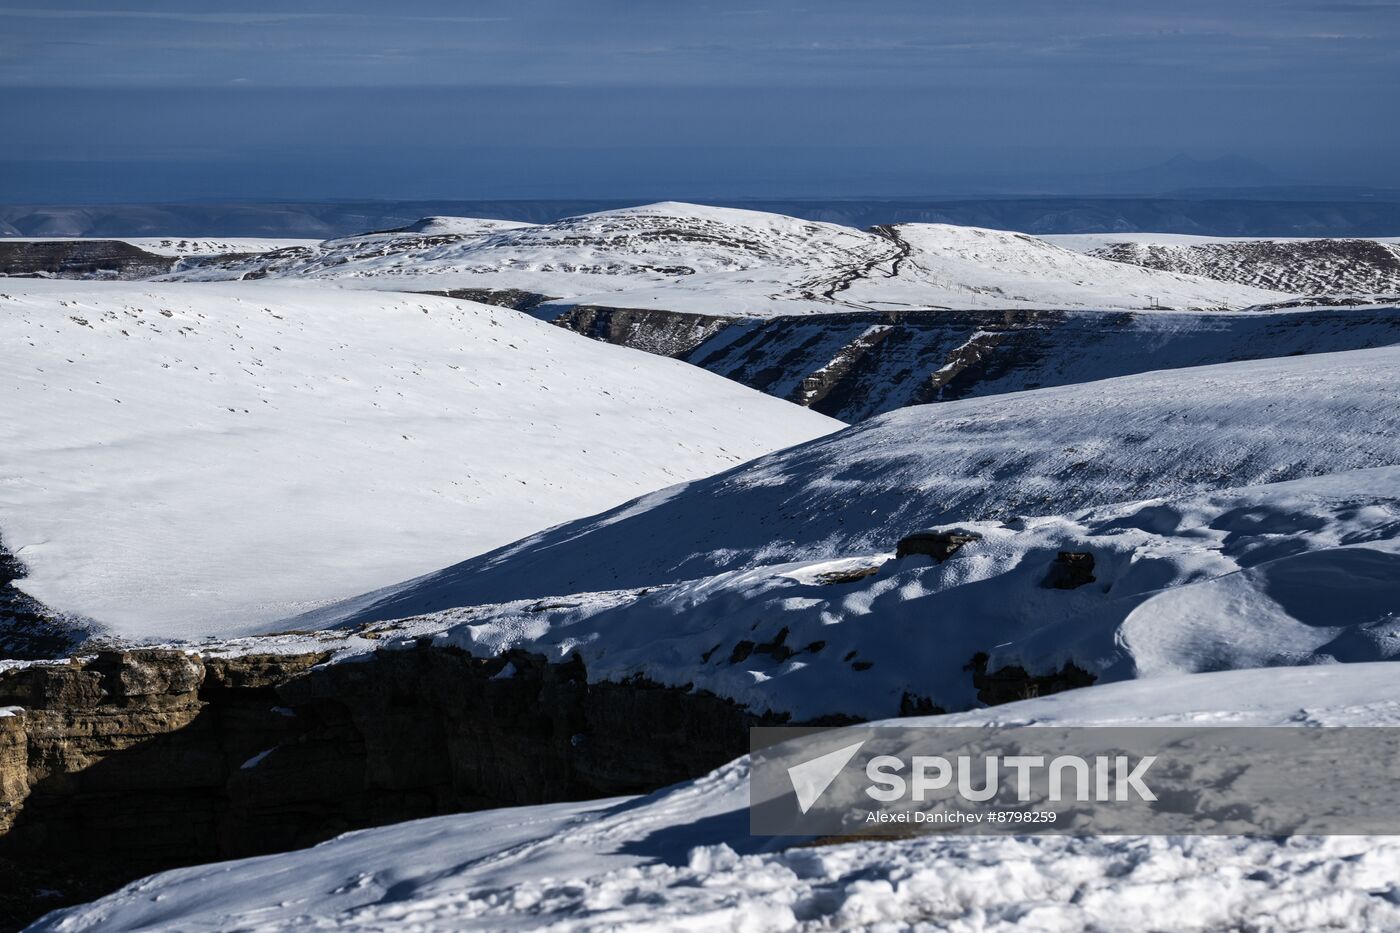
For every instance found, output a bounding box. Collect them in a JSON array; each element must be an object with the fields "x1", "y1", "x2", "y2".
[{"x1": 3, "y1": 0, "x2": 1398, "y2": 202}]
